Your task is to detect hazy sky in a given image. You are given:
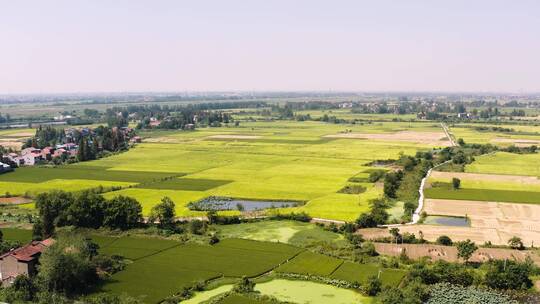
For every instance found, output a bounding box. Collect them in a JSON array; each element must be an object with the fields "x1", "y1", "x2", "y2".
[{"x1": 1, "y1": 0, "x2": 539, "y2": 93}]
